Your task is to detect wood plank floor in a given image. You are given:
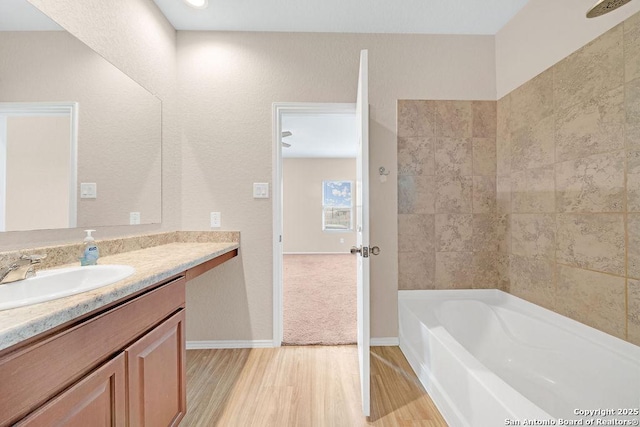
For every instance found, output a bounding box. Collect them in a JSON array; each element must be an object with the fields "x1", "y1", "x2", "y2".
[{"x1": 181, "y1": 346, "x2": 447, "y2": 427}]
